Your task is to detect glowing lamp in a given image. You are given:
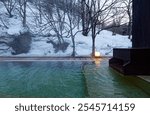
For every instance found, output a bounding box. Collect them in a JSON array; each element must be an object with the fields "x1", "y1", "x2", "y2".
[{"x1": 95, "y1": 51, "x2": 100, "y2": 58}]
